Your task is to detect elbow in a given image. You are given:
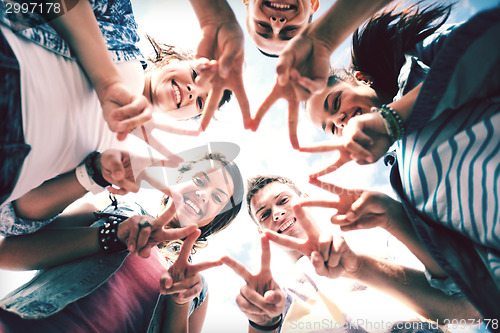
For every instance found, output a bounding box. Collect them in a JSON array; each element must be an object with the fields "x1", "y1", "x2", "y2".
[
  {"x1": 12, "y1": 200, "x2": 58, "y2": 221},
  {"x1": 421, "y1": 297, "x2": 482, "y2": 323}
]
